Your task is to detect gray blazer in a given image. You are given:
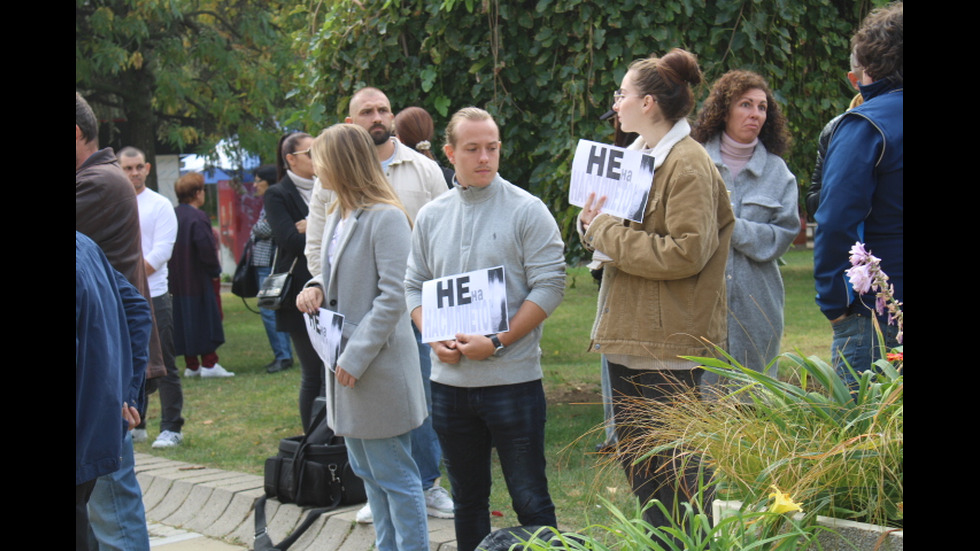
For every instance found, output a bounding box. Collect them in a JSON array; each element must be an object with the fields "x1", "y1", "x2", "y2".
[{"x1": 306, "y1": 205, "x2": 426, "y2": 439}]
